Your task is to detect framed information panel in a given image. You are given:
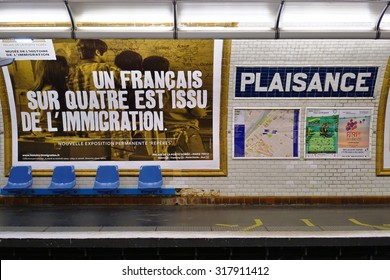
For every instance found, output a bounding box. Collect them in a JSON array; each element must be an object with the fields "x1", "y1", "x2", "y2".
[{"x1": 233, "y1": 108, "x2": 300, "y2": 159}]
